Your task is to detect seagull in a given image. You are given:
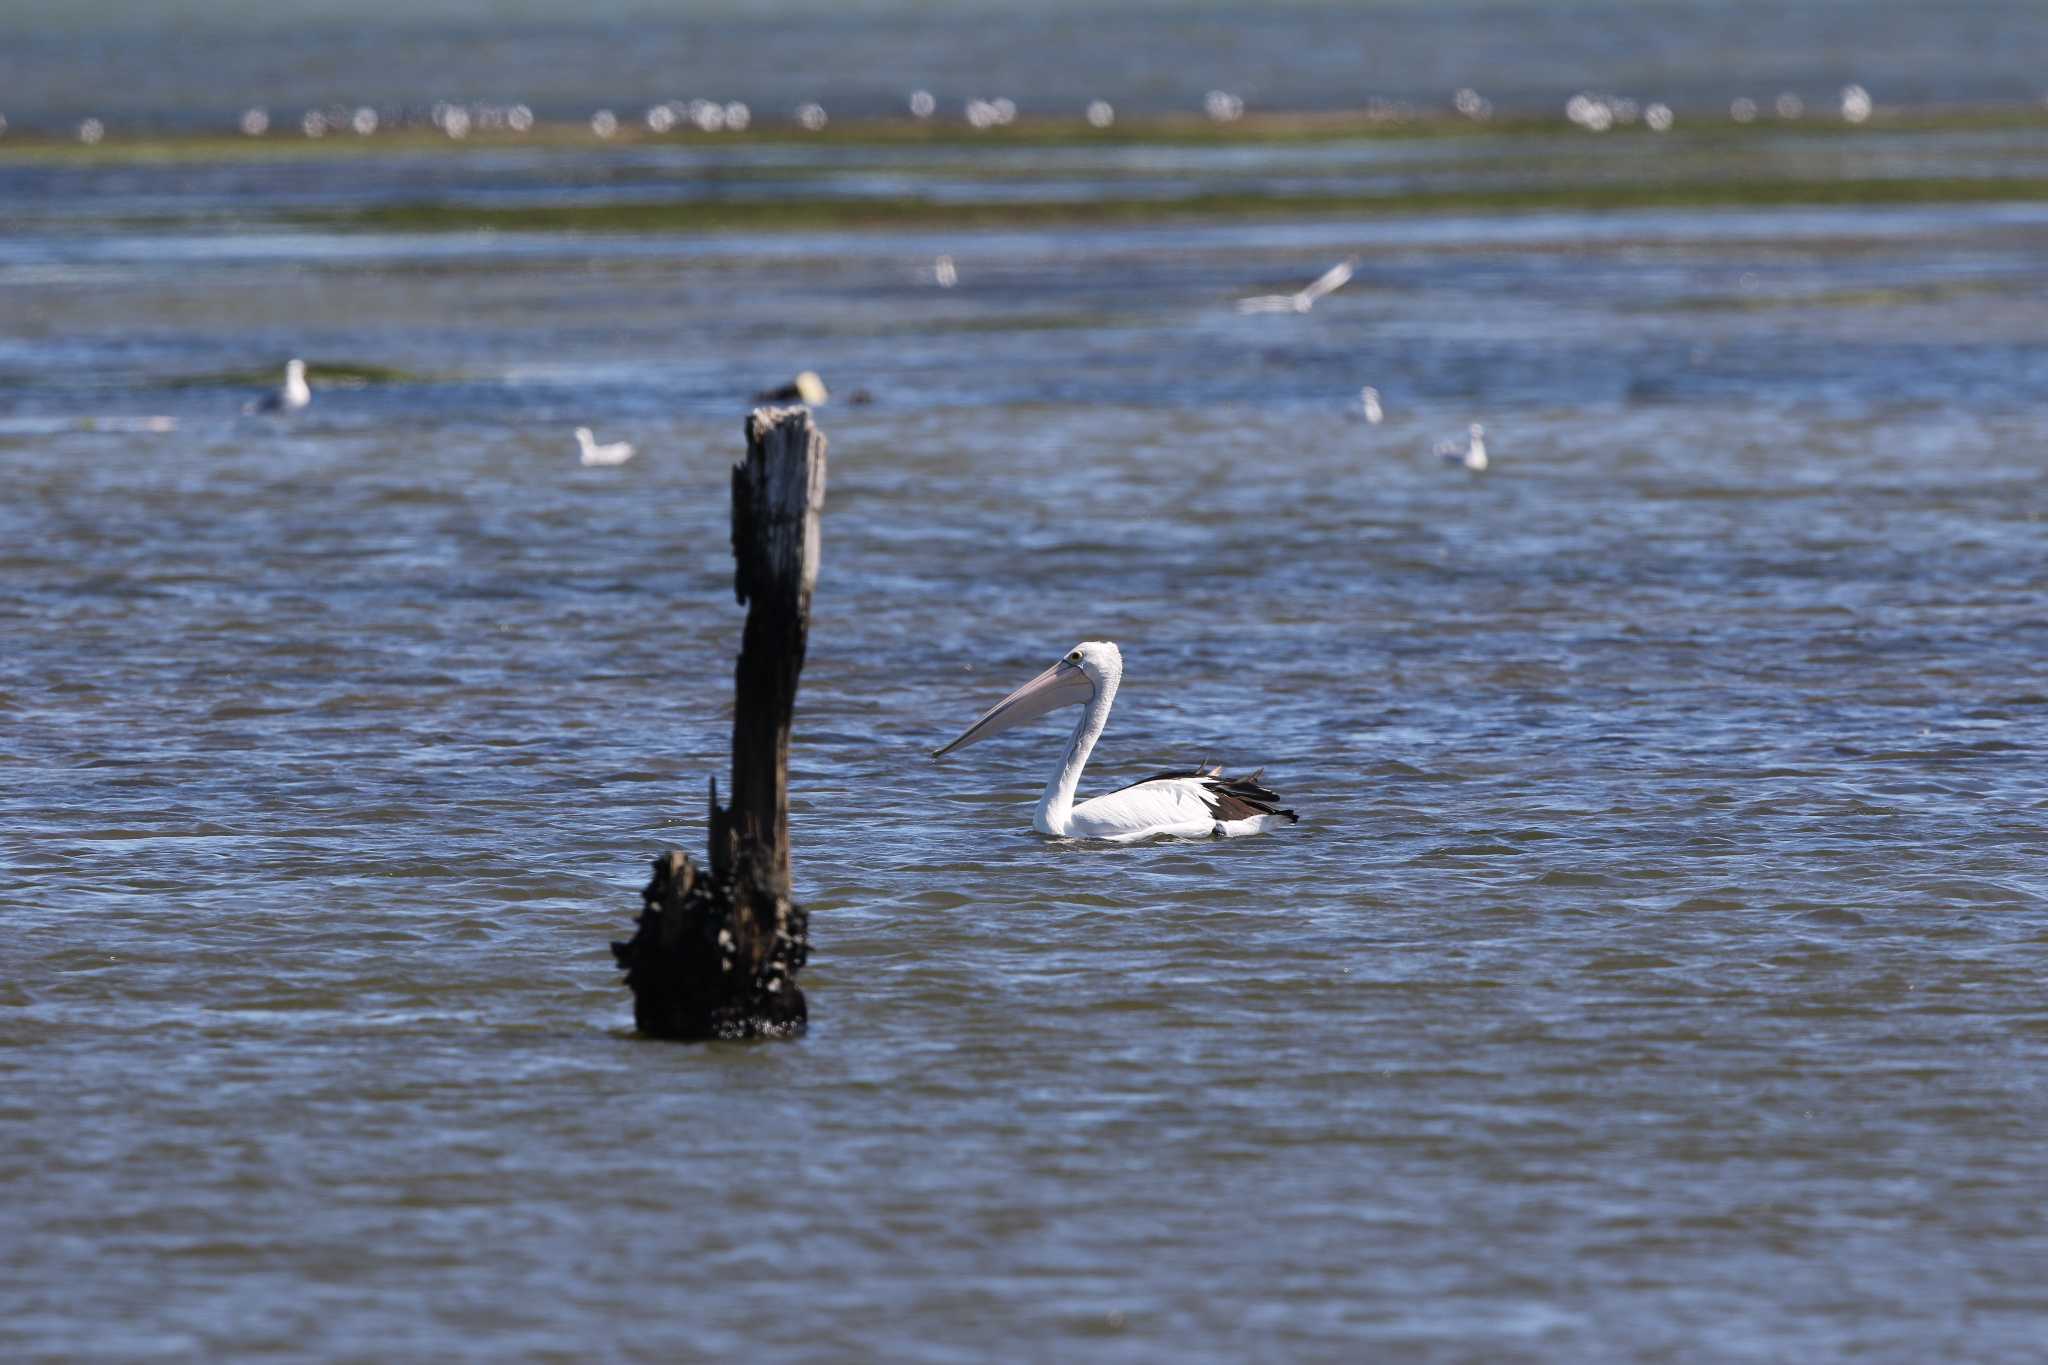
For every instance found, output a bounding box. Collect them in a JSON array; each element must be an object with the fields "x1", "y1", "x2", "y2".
[
  {"x1": 246, "y1": 358, "x2": 311, "y2": 414},
  {"x1": 1436, "y1": 423, "x2": 1488, "y2": 471},
  {"x1": 1237, "y1": 257, "x2": 1357, "y2": 314},
  {"x1": 933, "y1": 640, "x2": 1298, "y2": 841},
  {"x1": 575, "y1": 426, "x2": 635, "y2": 466},
  {"x1": 1360, "y1": 386, "x2": 1383, "y2": 424},
  {"x1": 753, "y1": 370, "x2": 829, "y2": 405}
]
